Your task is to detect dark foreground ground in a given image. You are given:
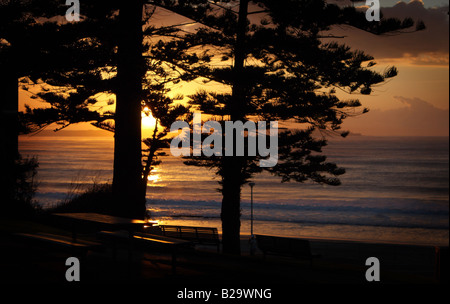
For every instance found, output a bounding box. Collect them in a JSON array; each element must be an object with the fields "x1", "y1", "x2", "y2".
[{"x1": 0, "y1": 218, "x2": 447, "y2": 300}]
